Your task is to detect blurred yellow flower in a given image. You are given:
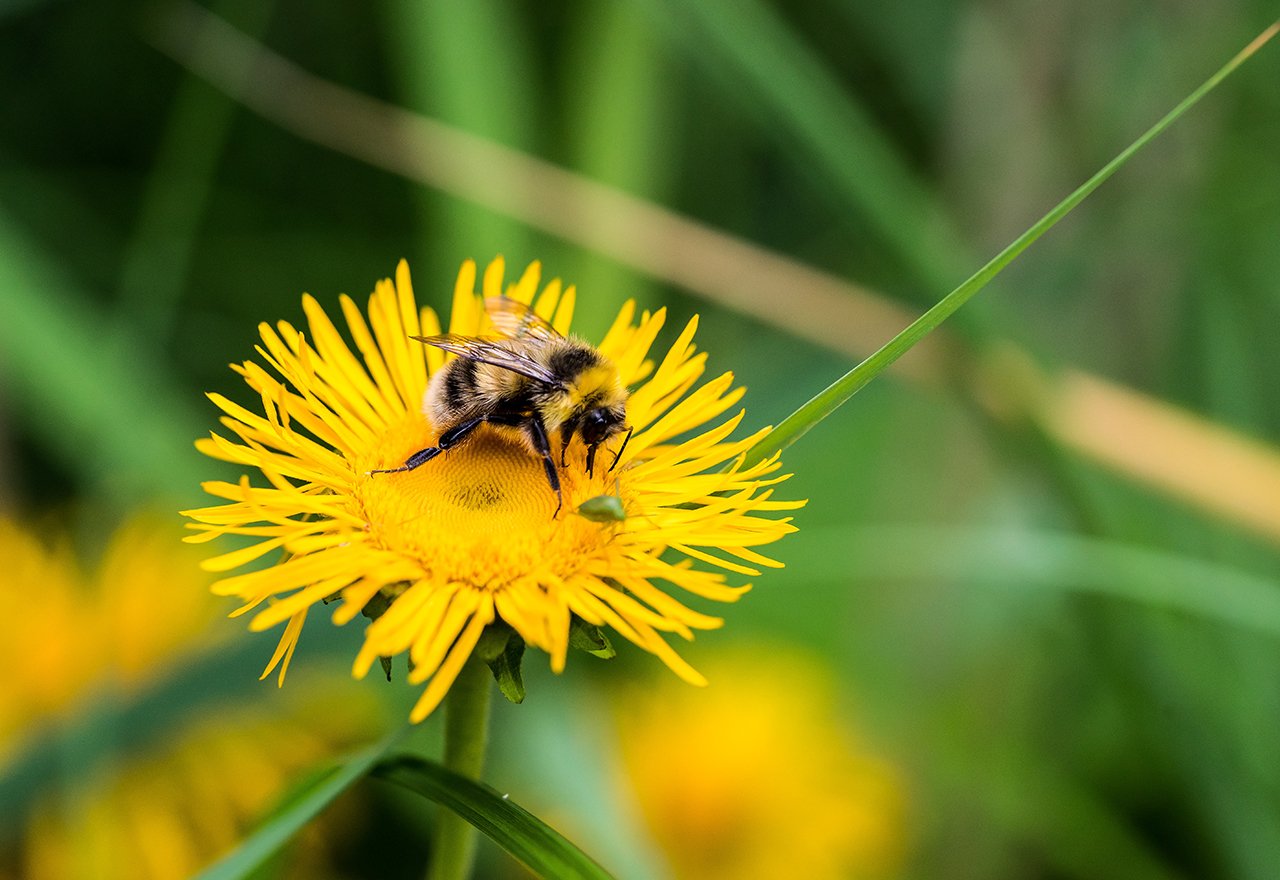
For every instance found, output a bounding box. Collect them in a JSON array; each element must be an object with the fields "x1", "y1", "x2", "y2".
[
  {"x1": 0, "y1": 517, "x2": 217, "y2": 758},
  {"x1": 184, "y1": 258, "x2": 800, "y2": 721},
  {"x1": 0, "y1": 516, "x2": 381, "y2": 880},
  {"x1": 616, "y1": 648, "x2": 906, "y2": 880},
  {"x1": 19, "y1": 688, "x2": 380, "y2": 880}
]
